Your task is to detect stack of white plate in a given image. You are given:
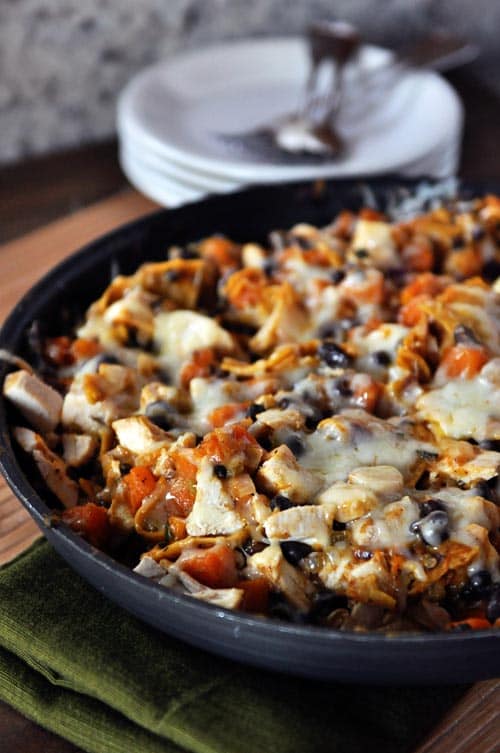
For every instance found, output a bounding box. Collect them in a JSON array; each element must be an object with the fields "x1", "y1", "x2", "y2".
[{"x1": 117, "y1": 37, "x2": 464, "y2": 207}]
